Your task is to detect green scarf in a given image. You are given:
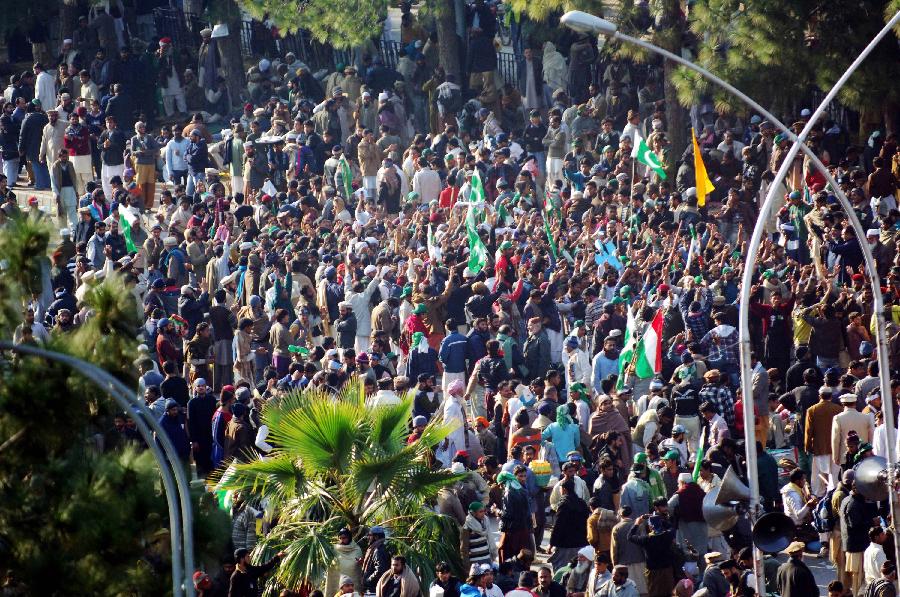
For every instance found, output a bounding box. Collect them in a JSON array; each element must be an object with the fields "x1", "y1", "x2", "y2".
[{"x1": 497, "y1": 471, "x2": 522, "y2": 490}]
